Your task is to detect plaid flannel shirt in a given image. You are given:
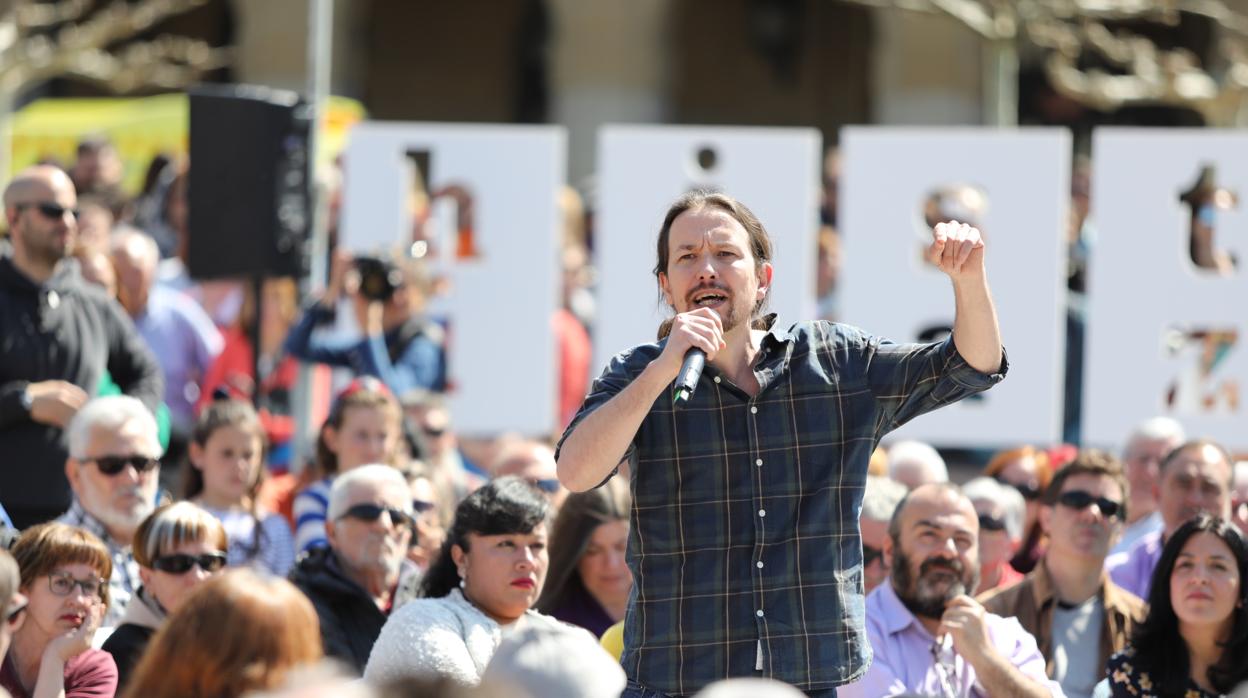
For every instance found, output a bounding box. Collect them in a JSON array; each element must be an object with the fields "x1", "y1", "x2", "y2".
[{"x1": 559, "y1": 319, "x2": 1007, "y2": 695}]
